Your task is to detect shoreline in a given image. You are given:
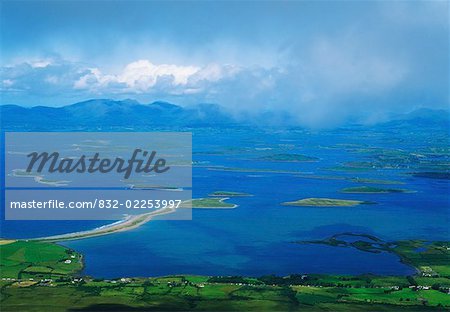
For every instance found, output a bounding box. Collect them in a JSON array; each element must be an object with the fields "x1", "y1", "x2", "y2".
[
  {"x1": 12, "y1": 196, "x2": 238, "y2": 243},
  {"x1": 26, "y1": 207, "x2": 176, "y2": 242}
]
